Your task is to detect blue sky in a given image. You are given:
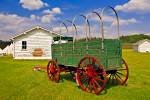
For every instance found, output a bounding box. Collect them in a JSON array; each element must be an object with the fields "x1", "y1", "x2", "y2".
[{"x1": 0, "y1": 0, "x2": 149, "y2": 40}]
